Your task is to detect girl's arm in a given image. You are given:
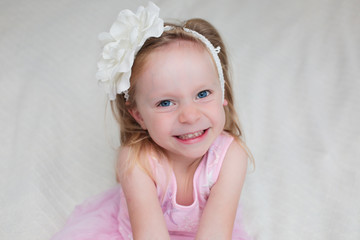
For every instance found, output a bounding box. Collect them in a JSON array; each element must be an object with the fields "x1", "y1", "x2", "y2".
[
  {"x1": 118, "y1": 147, "x2": 170, "y2": 240},
  {"x1": 195, "y1": 140, "x2": 248, "y2": 240}
]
